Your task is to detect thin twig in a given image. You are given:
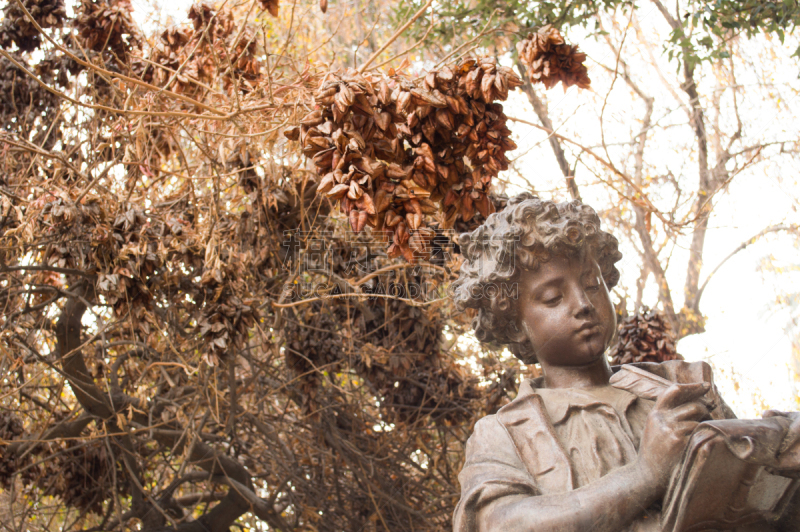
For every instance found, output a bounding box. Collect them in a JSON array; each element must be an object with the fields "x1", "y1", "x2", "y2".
[
  {"x1": 271, "y1": 292, "x2": 447, "y2": 309},
  {"x1": 507, "y1": 115, "x2": 673, "y2": 228},
  {"x1": 696, "y1": 223, "x2": 800, "y2": 304},
  {"x1": 368, "y1": 8, "x2": 435, "y2": 71},
  {"x1": 0, "y1": 265, "x2": 96, "y2": 279},
  {"x1": 432, "y1": 9, "x2": 500, "y2": 69},
  {"x1": 357, "y1": 0, "x2": 433, "y2": 73}
]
